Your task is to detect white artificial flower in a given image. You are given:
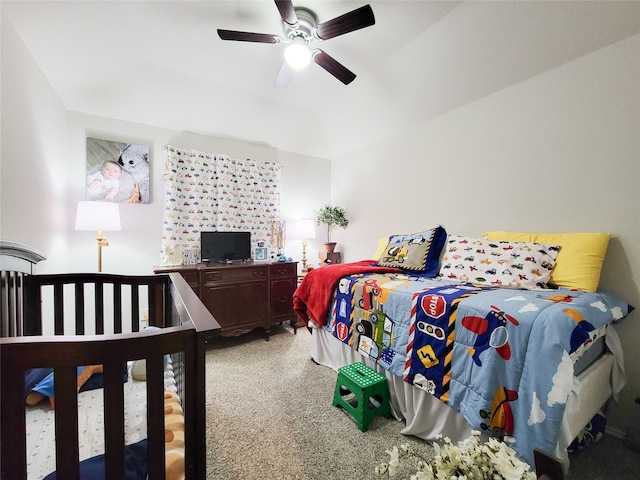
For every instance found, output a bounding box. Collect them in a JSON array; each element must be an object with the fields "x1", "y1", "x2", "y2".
[
  {"x1": 374, "y1": 462, "x2": 388, "y2": 475},
  {"x1": 374, "y1": 432, "x2": 536, "y2": 480}
]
